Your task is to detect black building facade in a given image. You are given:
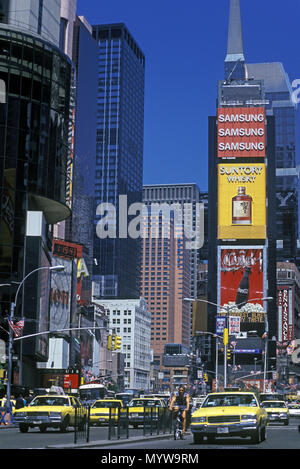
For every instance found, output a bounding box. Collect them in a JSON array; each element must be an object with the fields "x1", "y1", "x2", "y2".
[{"x1": 0, "y1": 27, "x2": 73, "y2": 386}]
